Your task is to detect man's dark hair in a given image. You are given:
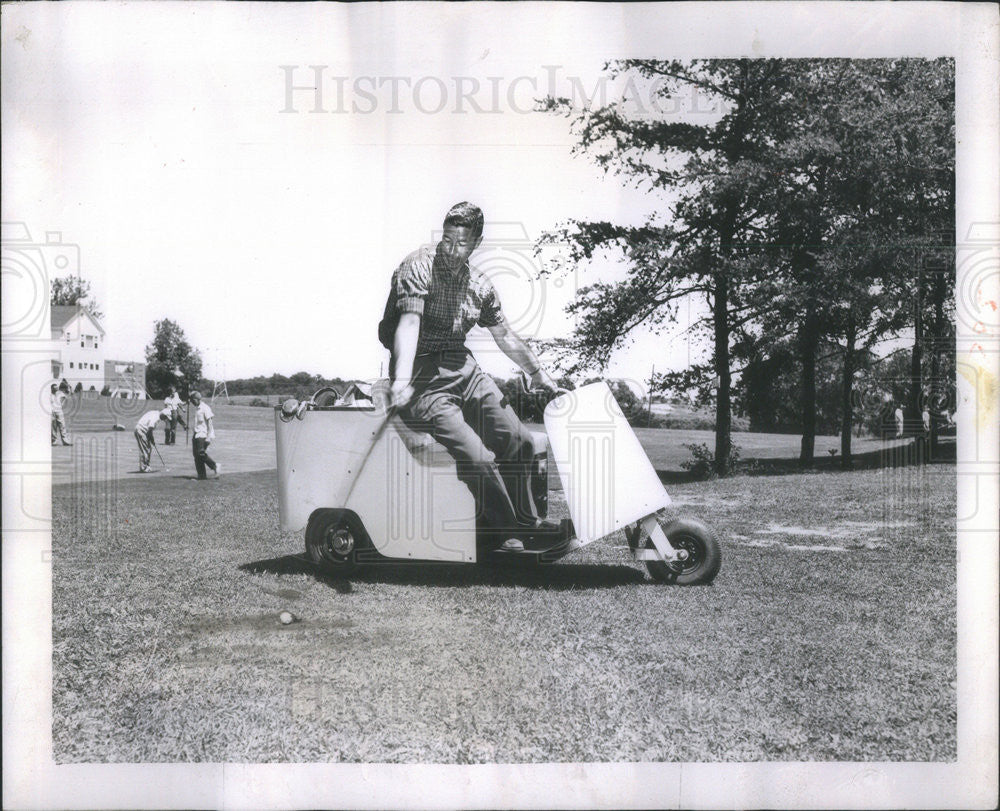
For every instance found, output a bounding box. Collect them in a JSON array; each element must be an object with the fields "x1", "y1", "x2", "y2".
[{"x1": 443, "y1": 202, "x2": 484, "y2": 241}]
